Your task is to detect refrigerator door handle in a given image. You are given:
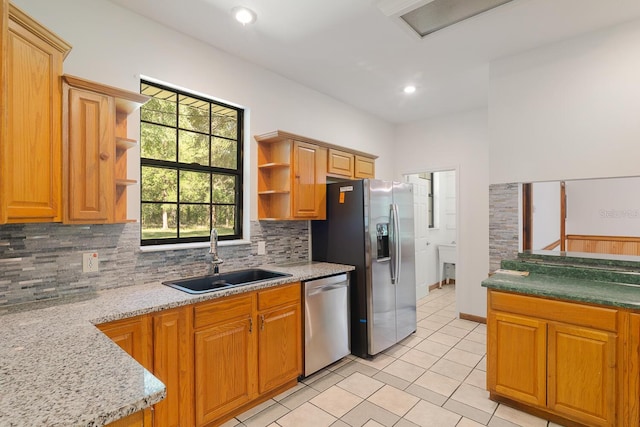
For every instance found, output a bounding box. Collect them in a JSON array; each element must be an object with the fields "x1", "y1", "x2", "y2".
[
  {"x1": 390, "y1": 204, "x2": 401, "y2": 284},
  {"x1": 393, "y1": 203, "x2": 401, "y2": 284}
]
